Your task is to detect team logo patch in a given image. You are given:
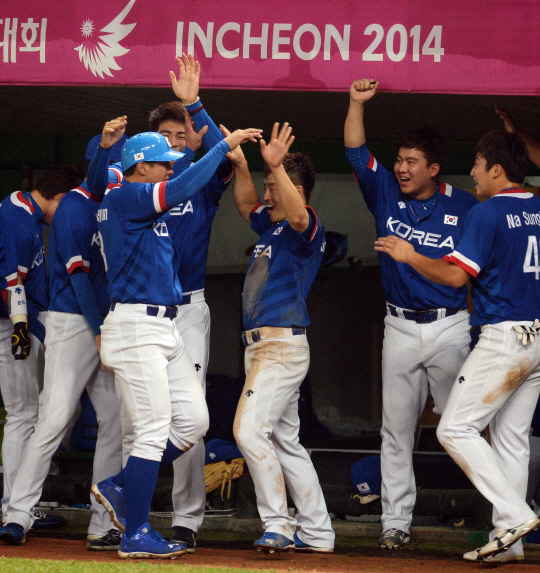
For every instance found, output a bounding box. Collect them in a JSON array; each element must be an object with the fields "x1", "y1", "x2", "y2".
[
  {"x1": 356, "y1": 482, "x2": 371, "y2": 494},
  {"x1": 273, "y1": 227, "x2": 283, "y2": 236},
  {"x1": 444, "y1": 214, "x2": 458, "y2": 225},
  {"x1": 134, "y1": 152, "x2": 144, "y2": 161},
  {"x1": 398, "y1": 201, "x2": 406, "y2": 209},
  {"x1": 75, "y1": 0, "x2": 137, "y2": 79}
]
